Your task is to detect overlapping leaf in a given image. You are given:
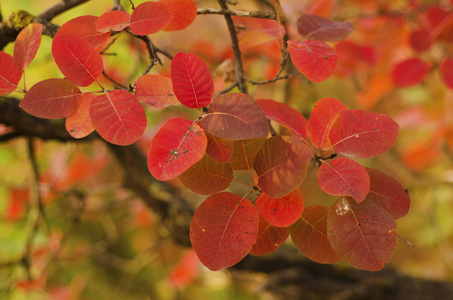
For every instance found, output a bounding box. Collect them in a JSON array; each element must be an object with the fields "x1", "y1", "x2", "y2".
[
  {"x1": 134, "y1": 74, "x2": 179, "y2": 108},
  {"x1": 202, "y1": 93, "x2": 269, "y2": 140},
  {"x1": 56, "y1": 15, "x2": 110, "y2": 48},
  {"x1": 65, "y1": 93, "x2": 96, "y2": 139},
  {"x1": 90, "y1": 90, "x2": 146, "y2": 145},
  {"x1": 13, "y1": 23, "x2": 43, "y2": 71},
  {"x1": 327, "y1": 198, "x2": 397, "y2": 271},
  {"x1": 256, "y1": 188, "x2": 304, "y2": 227},
  {"x1": 160, "y1": 0, "x2": 197, "y2": 32},
  {"x1": 179, "y1": 154, "x2": 233, "y2": 195},
  {"x1": 250, "y1": 215, "x2": 290, "y2": 256},
  {"x1": 297, "y1": 14, "x2": 354, "y2": 42},
  {"x1": 254, "y1": 136, "x2": 312, "y2": 198},
  {"x1": 96, "y1": 10, "x2": 131, "y2": 32},
  {"x1": 392, "y1": 58, "x2": 431, "y2": 87},
  {"x1": 229, "y1": 138, "x2": 266, "y2": 170},
  {"x1": 190, "y1": 192, "x2": 259, "y2": 271},
  {"x1": 205, "y1": 130, "x2": 234, "y2": 163},
  {"x1": 129, "y1": 2, "x2": 174, "y2": 35},
  {"x1": 329, "y1": 110, "x2": 399, "y2": 159},
  {"x1": 0, "y1": 51, "x2": 22, "y2": 95},
  {"x1": 148, "y1": 118, "x2": 207, "y2": 181}
]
